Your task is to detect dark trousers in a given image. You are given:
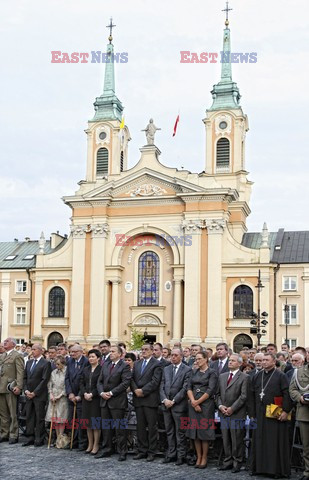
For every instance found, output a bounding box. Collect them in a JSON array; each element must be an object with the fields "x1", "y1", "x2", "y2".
[
  {"x1": 135, "y1": 406, "x2": 158, "y2": 455},
  {"x1": 68, "y1": 399, "x2": 87, "y2": 447},
  {"x1": 25, "y1": 397, "x2": 46, "y2": 444},
  {"x1": 221, "y1": 419, "x2": 246, "y2": 467},
  {"x1": 163, "y1": 408, "x2": 187, "y2": 459},
  {"x1": 101, "y1": 406, "x2": 127, "y2": 454}
]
